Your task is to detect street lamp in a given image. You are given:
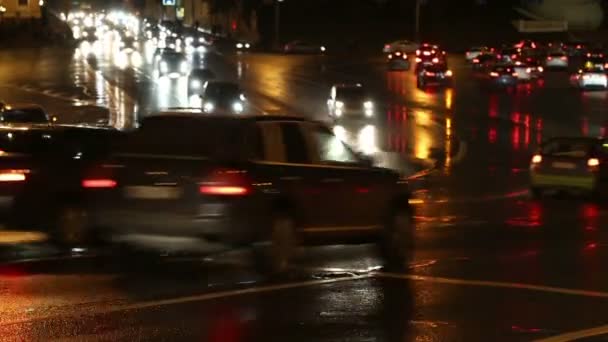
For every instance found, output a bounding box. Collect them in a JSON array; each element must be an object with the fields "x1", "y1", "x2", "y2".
[{"x1": 274, "y1": 0, "x2": 284, "y2": 50}]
